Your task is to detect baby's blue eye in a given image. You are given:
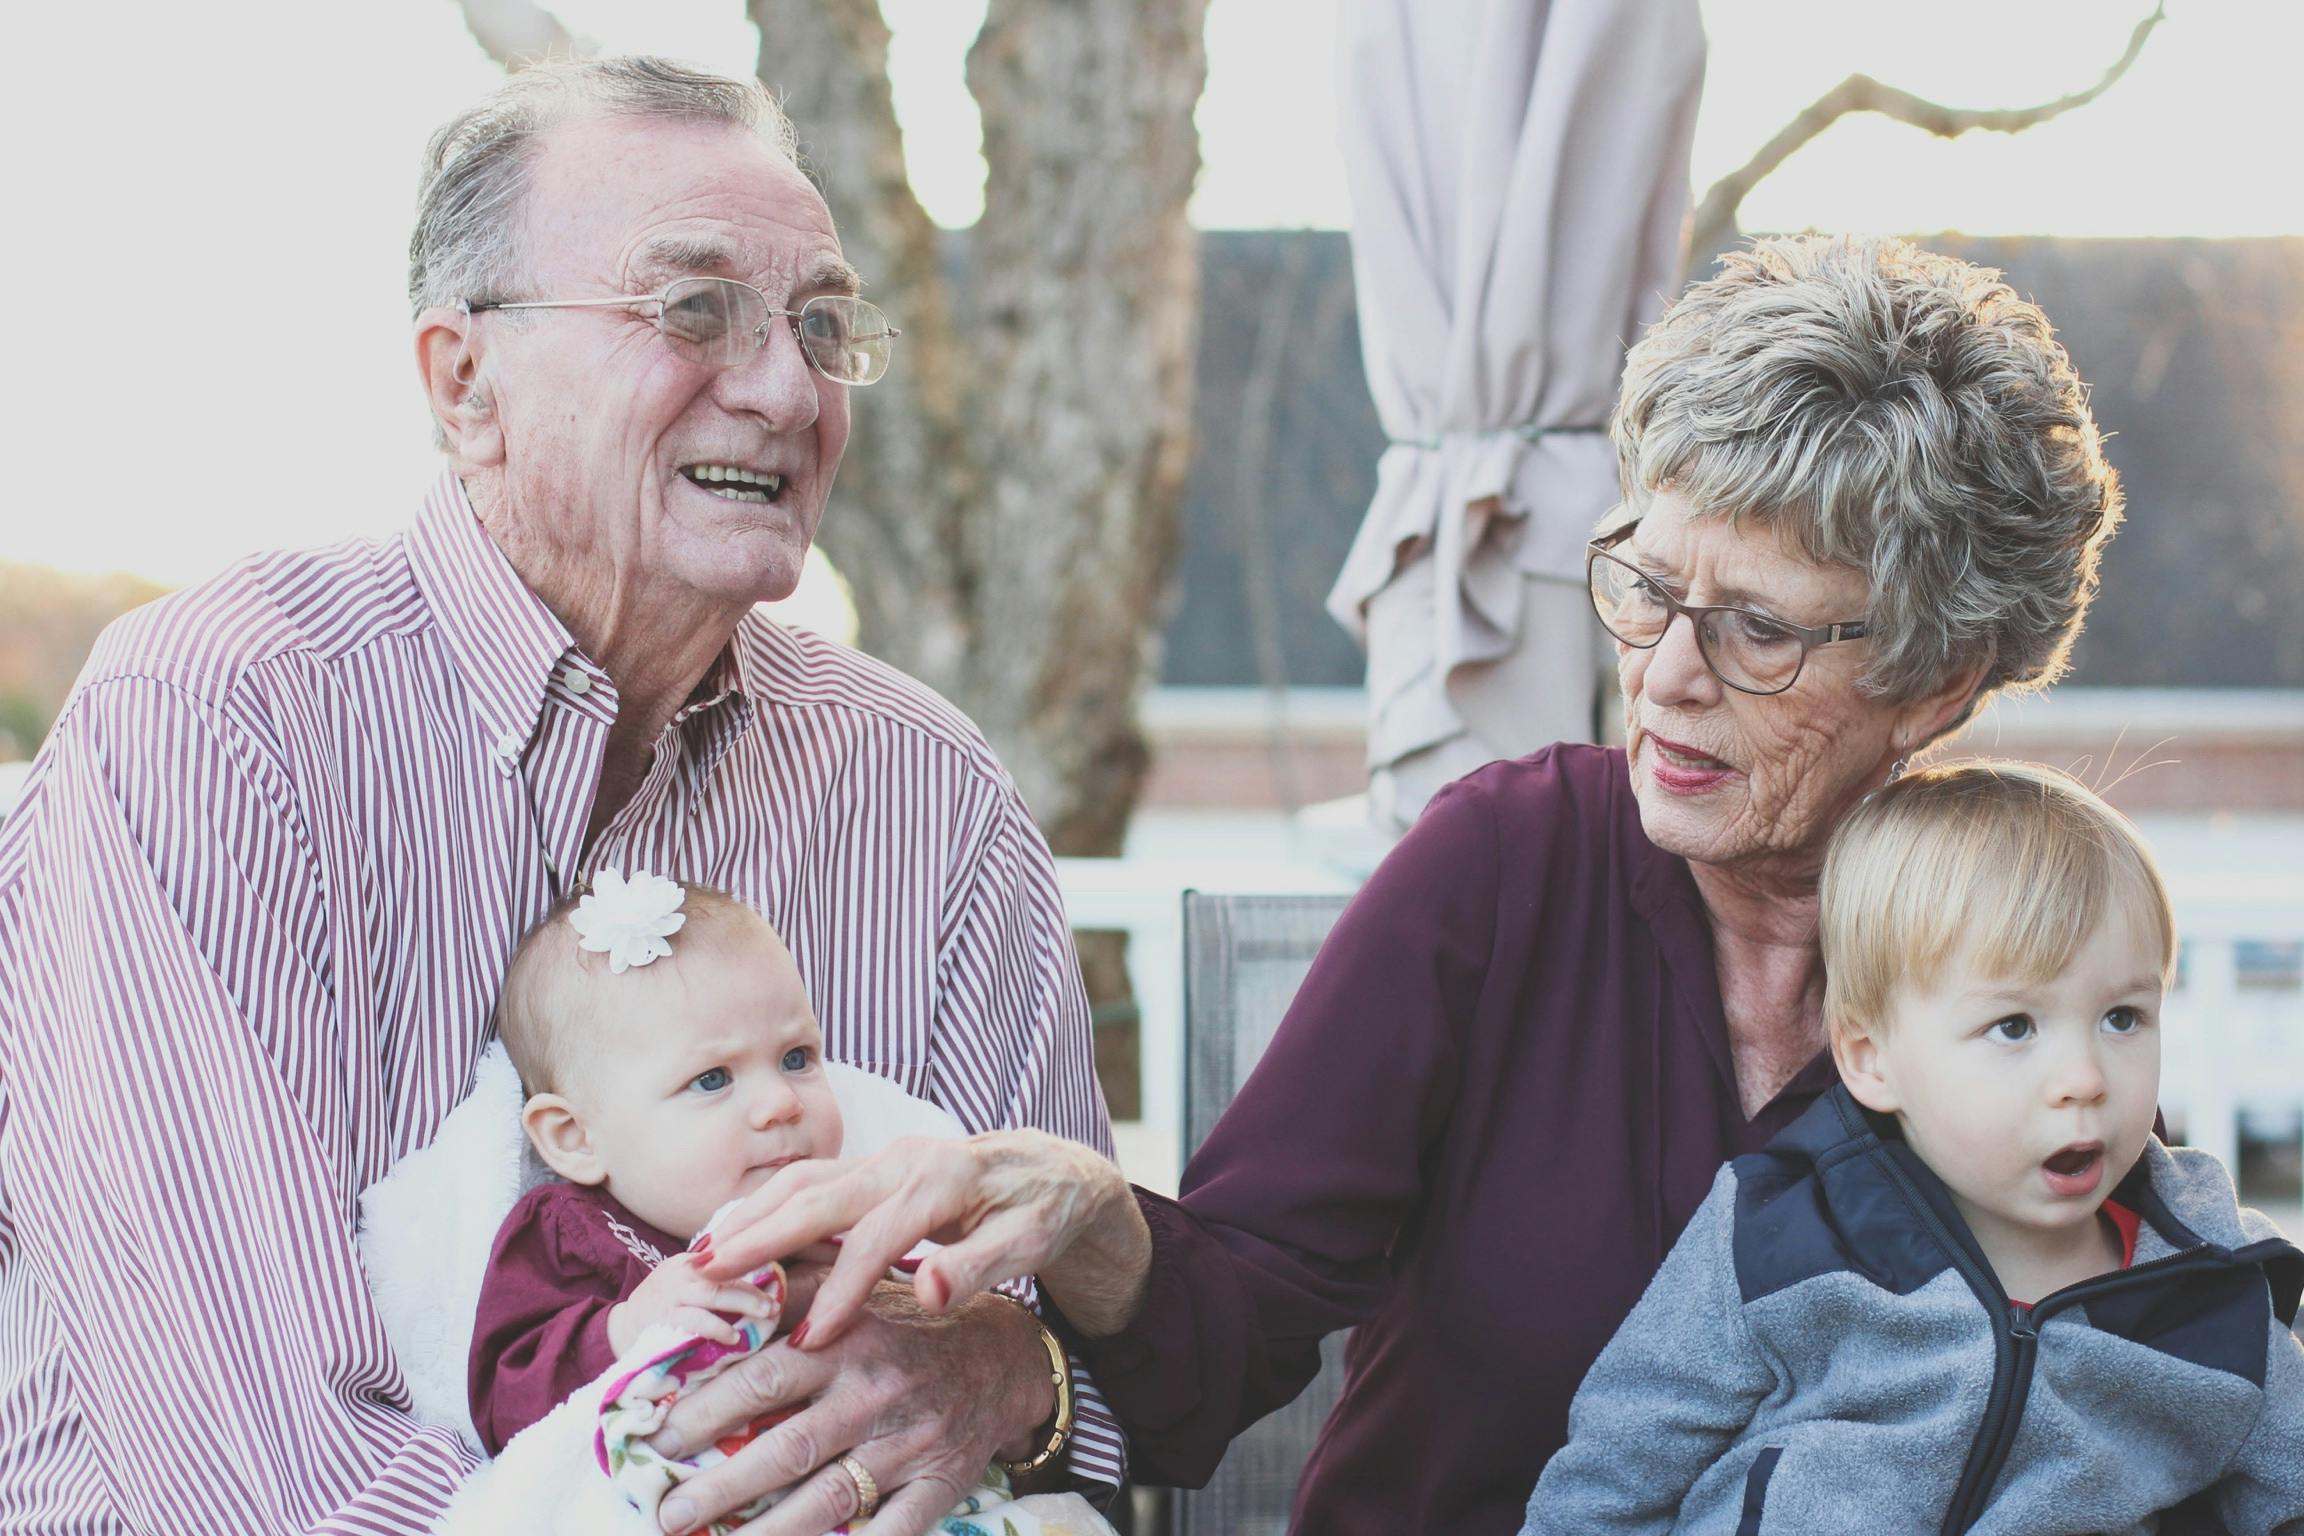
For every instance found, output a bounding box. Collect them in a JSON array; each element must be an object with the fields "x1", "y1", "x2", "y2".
[
  {"x1": 780, "y1": 1047, "x2": 811, "y2": 1073},
  {"x1": 691, "y1": 1066, "x2": 732, "y2": 1093},
  {"x1": 2102, "y1": 1006, "x2": 2145, "y2": 1035},
  {"x1": 1985, "y1": 1014, "x2": 2036, "y2": 1044}
]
